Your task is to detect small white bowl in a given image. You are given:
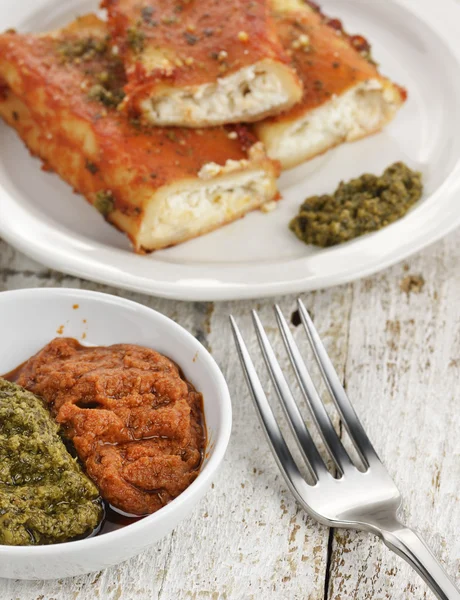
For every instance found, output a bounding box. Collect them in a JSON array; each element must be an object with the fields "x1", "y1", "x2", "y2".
[{"x1": 0, "y1": 288, "x2": 232, "y2": 580}]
